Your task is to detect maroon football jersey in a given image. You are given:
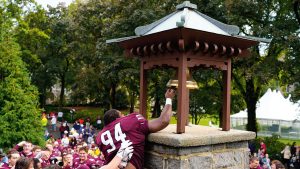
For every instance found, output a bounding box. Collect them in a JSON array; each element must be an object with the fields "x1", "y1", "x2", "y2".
[
  {"x1": 96, "y1": 113, "x2": 149, "y2": 169},
  {"x1": 0, "y1": 163, "x2": 10, "y2": 169}
]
